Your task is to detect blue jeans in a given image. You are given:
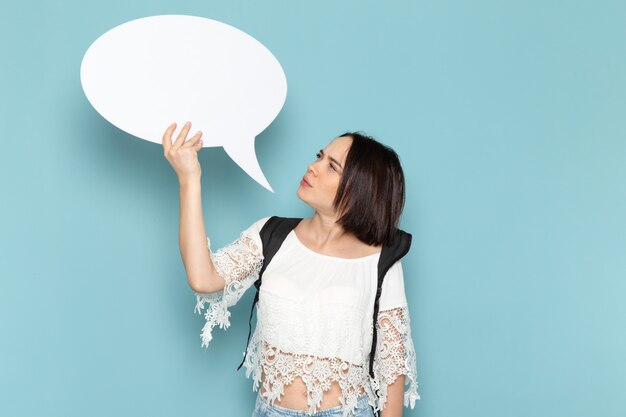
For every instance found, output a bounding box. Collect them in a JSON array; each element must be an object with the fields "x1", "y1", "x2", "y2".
[{"x1": 252, "y1": 392, "x2": 375, "y2": 417}]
